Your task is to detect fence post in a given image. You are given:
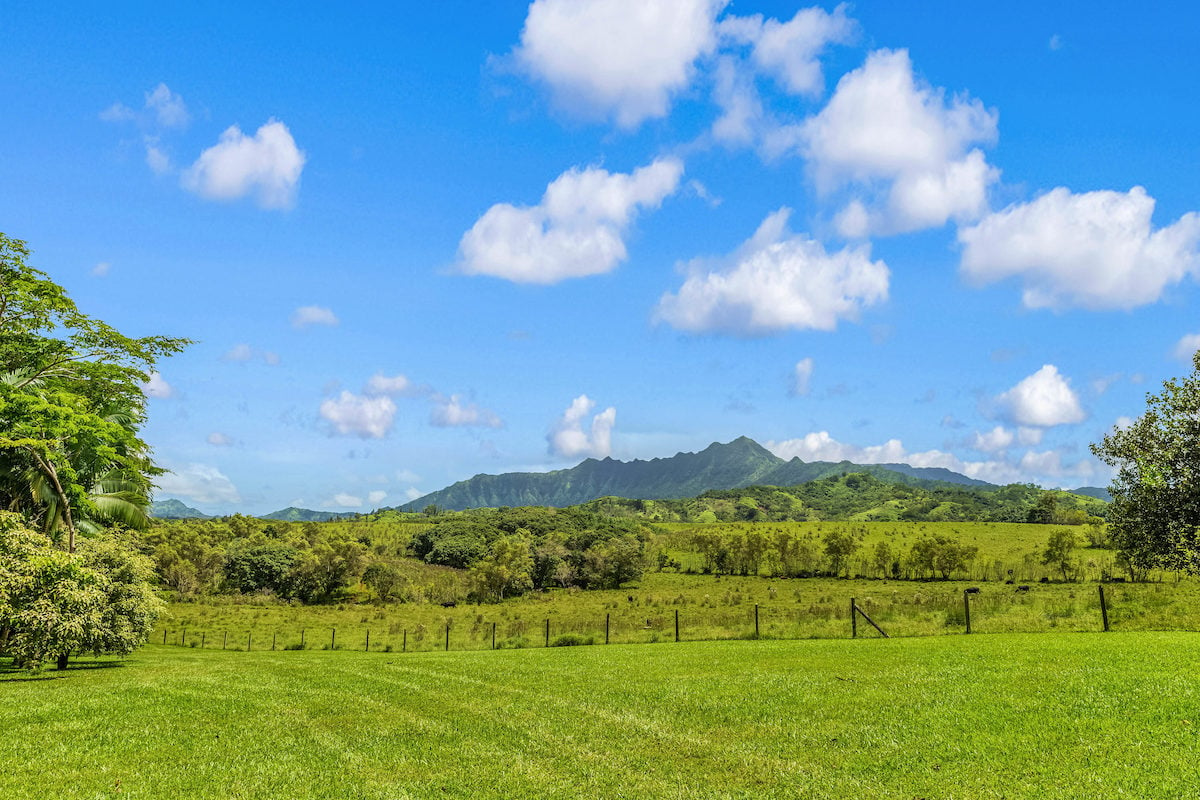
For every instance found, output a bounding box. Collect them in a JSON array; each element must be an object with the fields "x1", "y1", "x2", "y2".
[
  {"x1": 492, "y1": 622, "x2": 496, "y2": 650},
  {"x1": 223, "y1": 631, "x2": 227, "y2": 650},
  {"x1": 163, "y1": 629, "x2": 167, "y2": 645},
  {"x1": 301, "y1": 628, "x2": 305, "y2": 649},
  {"x1": 445, "y1": 623, "x2": 450, "y2": 651},
  {"x1": 181, "y1": 628, "x2": 186, "y2": 647},
  {"x1": 851, "y1": 598, "x2": 857, "y2": 638},
  {"x1": 403, "y1": 629, "x2": 407, "y2": 653},
  {"x1": 675, "y1": 609, "x2": 680, "y2": 643},
  {"x1": 201, "y1": 632, "x2": 205, "y2": 649},
  {"x1": 331, "y1": 627, "x2": 336, "y2": 650},
  {"x1": 605, "y1": 613, "x2": 610, "y2": 645},
  {"x1": 366, "y1": 630, "x2": 370, "y2": 652},
  {"x1": 754, "y1": 604, "x2": 760, "y2": 638},
  {"x1": 272, "y1": 632, "x2": 276, "y2": 651},
  {"x1": 1099, "y1": 585, "x2": 1110, "y2": 632},
  {"x1": 247, "y1": 633, "x2": 252, "y2": 651},
  {"x1": 963, "y1": 591, "x2": 972, "y2": 635},
  {"x1": 545, "y1": 618, "x2": 550, "y2": 647}
]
